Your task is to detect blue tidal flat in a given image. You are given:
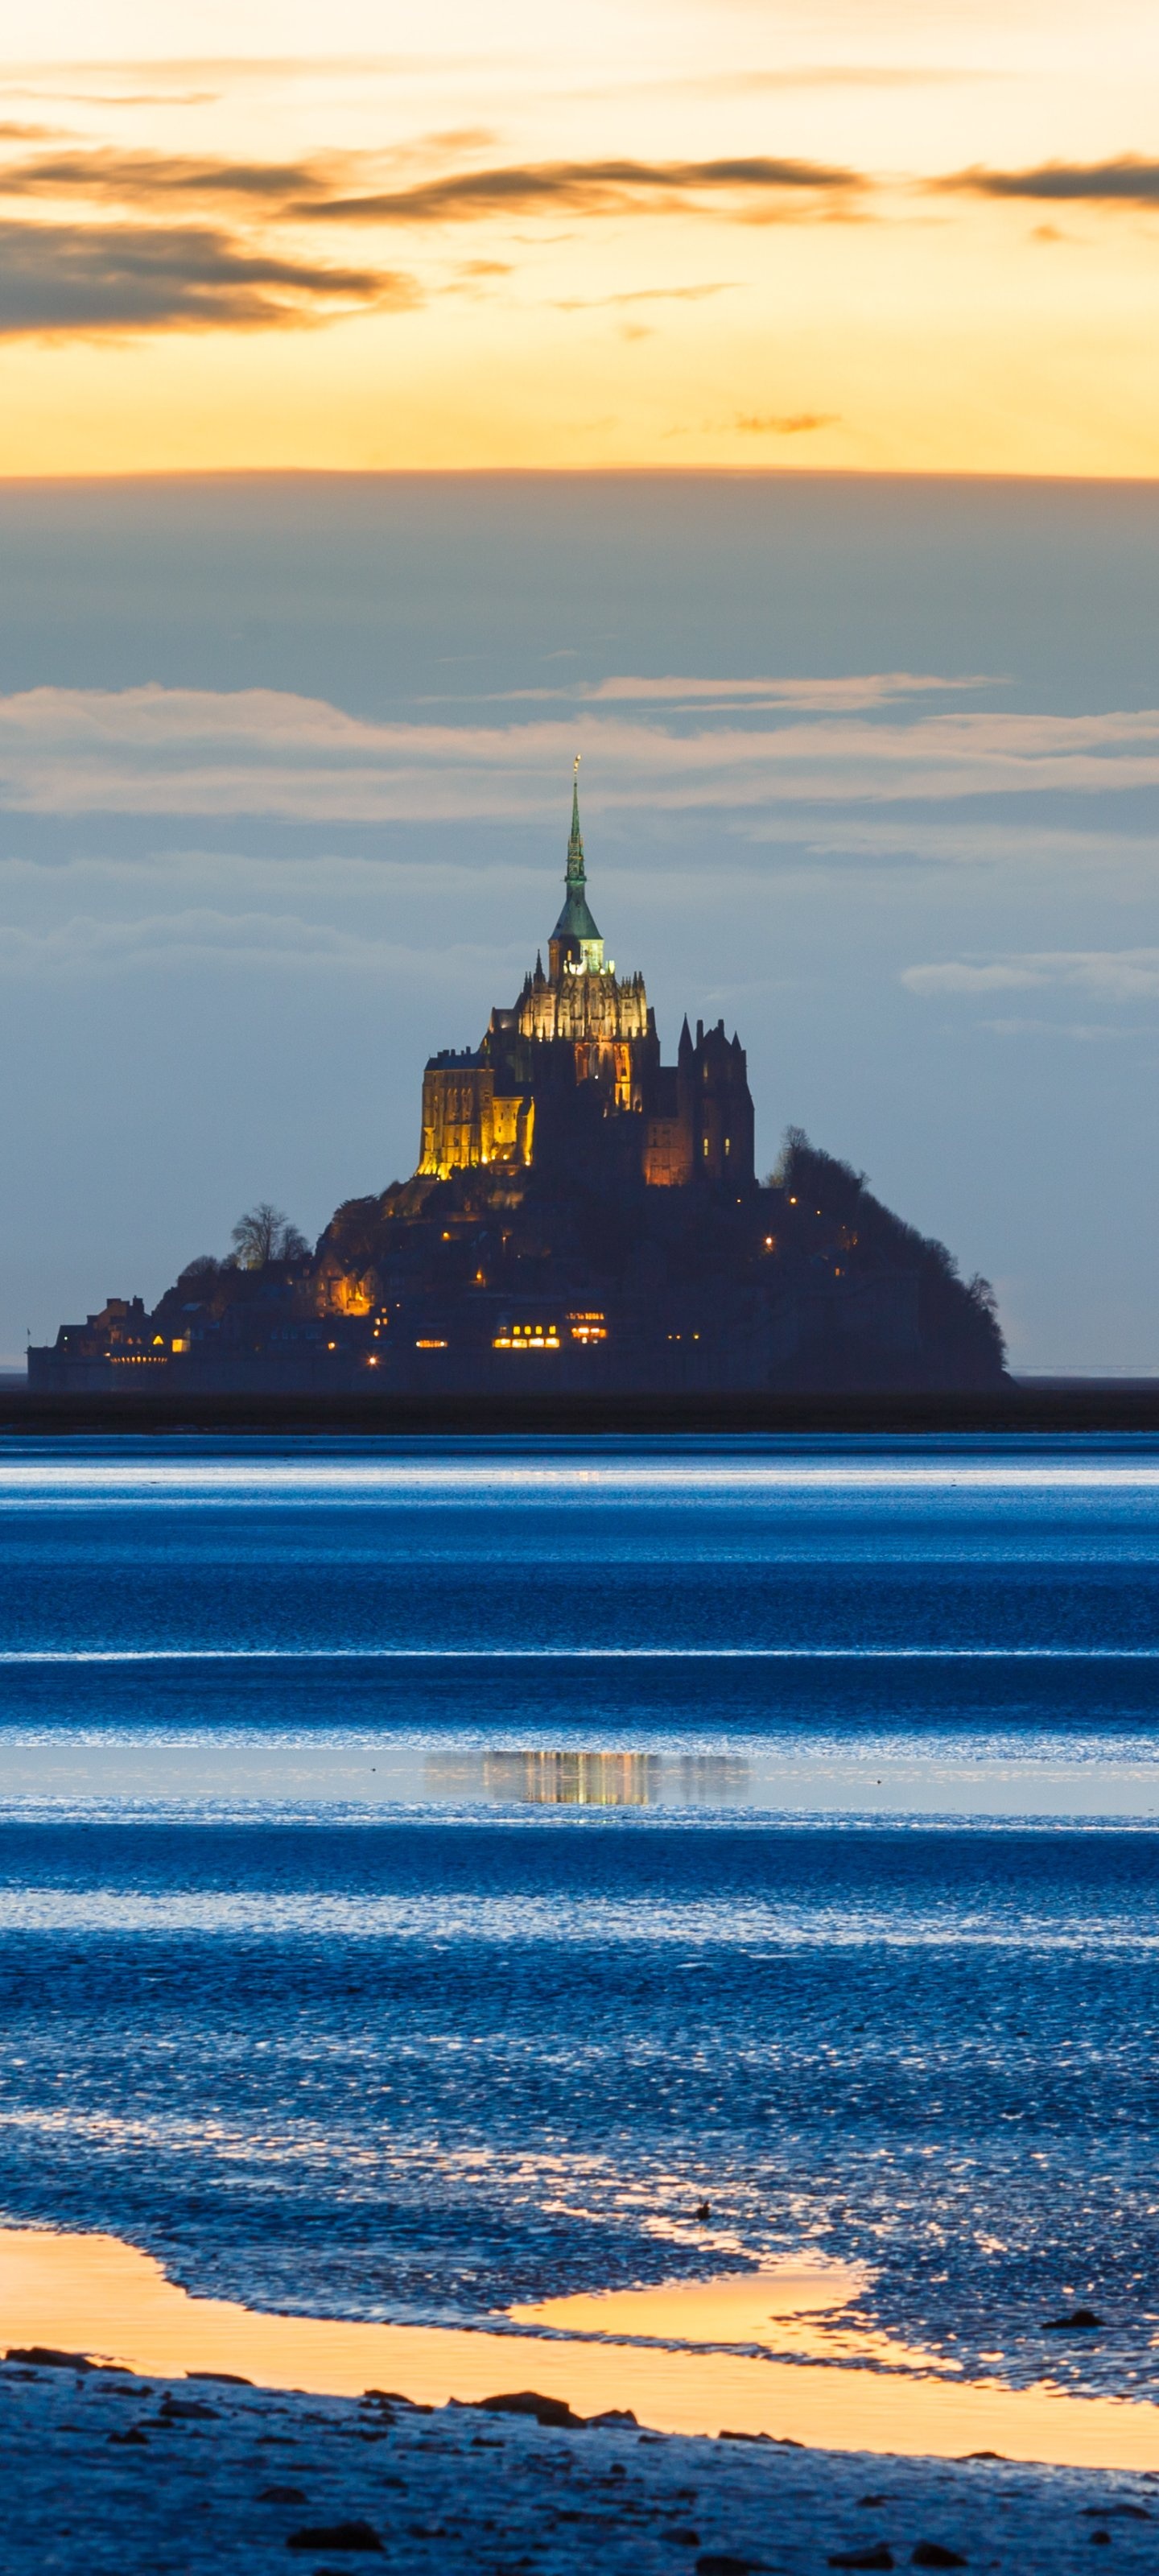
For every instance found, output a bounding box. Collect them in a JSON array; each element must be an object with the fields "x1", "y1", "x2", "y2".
[{"x1": 1, "y1": 1436, "x2": 1158, "y2": 2401}]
